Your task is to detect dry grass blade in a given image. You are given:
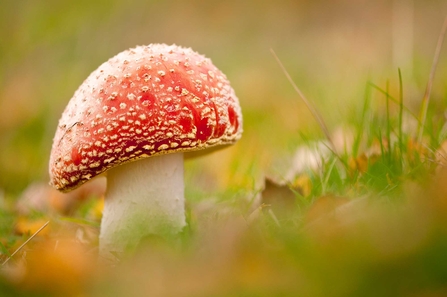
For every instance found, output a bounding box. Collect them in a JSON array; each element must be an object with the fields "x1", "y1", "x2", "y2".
[
  {"x1": 2, "y1": 221, "x2": 50, "y2": 266},
  {"x1": 418, "y1": 14, "x2": 447, "y2": 142},
  {"x1": 270, "y1": 49, "x2": 338, "y2": 157}
]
